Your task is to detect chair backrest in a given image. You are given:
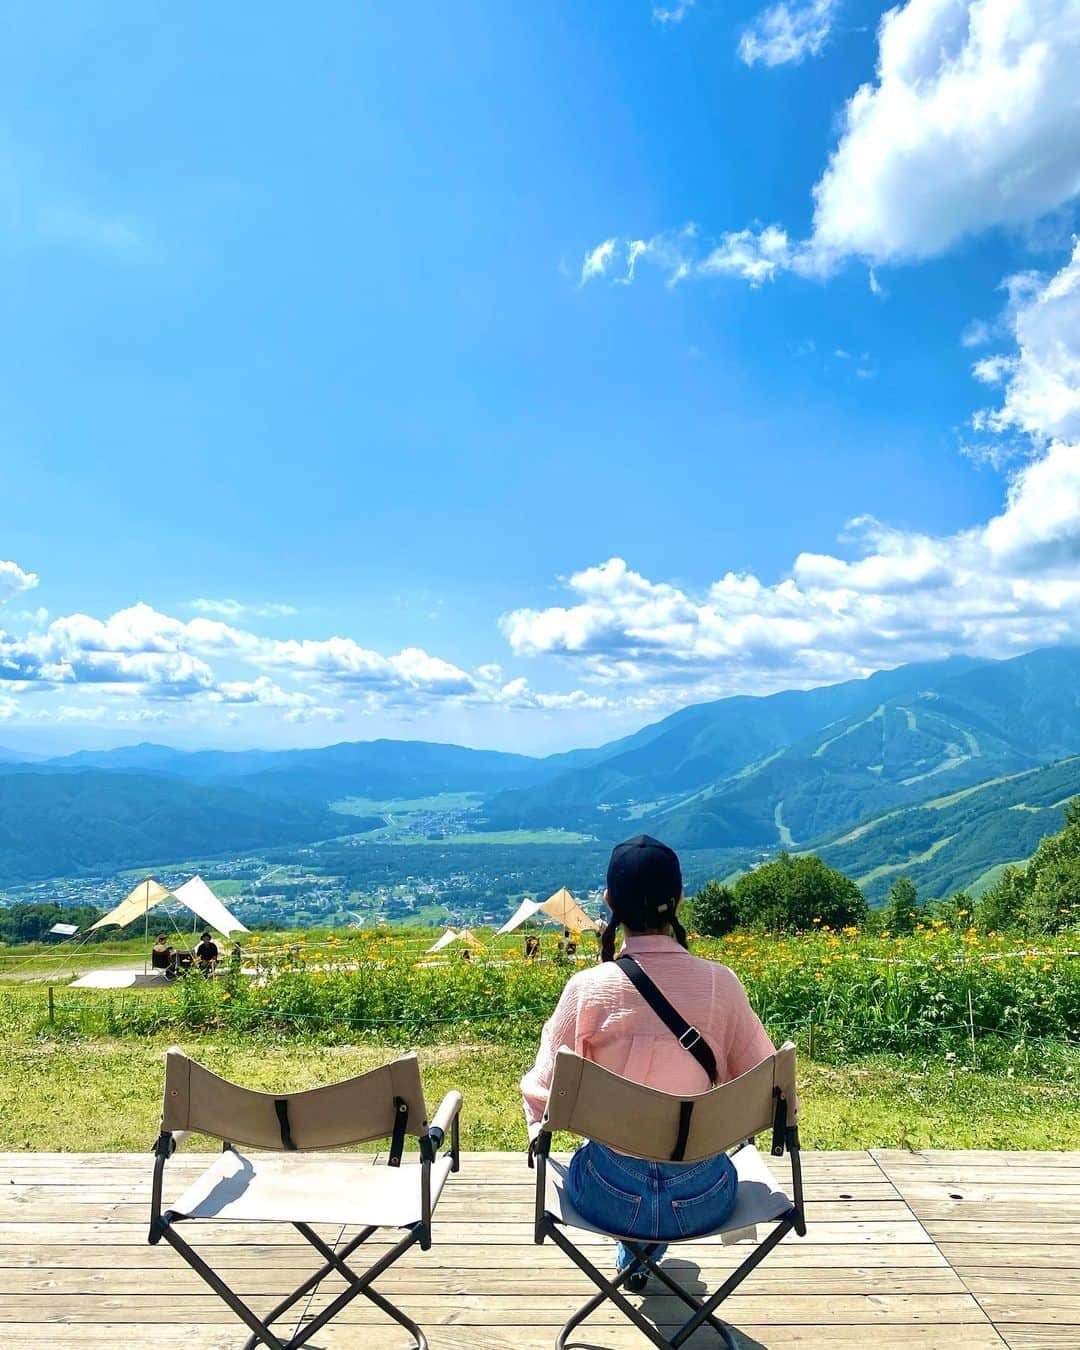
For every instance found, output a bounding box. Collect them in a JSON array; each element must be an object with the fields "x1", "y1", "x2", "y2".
[
  {"x1": 160, "y1": 1047, "x2": 429, "y2": 1150},
  {"x1": 541, "y1": 1044, "x2": 797, "y2": 1163}
]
